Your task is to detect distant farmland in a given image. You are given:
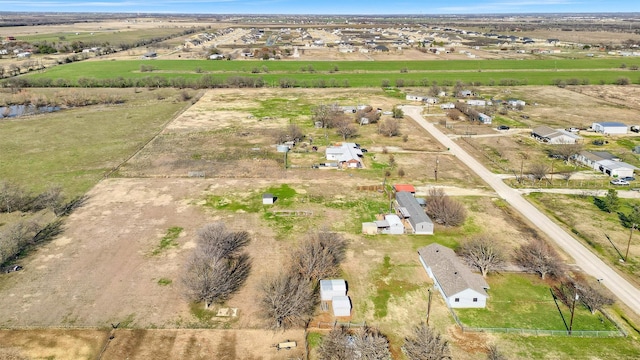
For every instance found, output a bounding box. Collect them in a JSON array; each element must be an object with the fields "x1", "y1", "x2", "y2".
[{"x1": 14, "y1": 58, "x2": 640, "y2": 88}]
